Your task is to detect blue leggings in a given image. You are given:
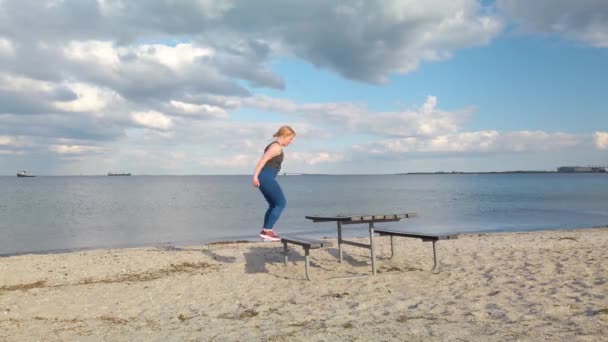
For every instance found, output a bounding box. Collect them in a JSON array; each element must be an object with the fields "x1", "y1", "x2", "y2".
[{"x1": 258, "y1": 166, "x2": 286, "y2": 229}]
